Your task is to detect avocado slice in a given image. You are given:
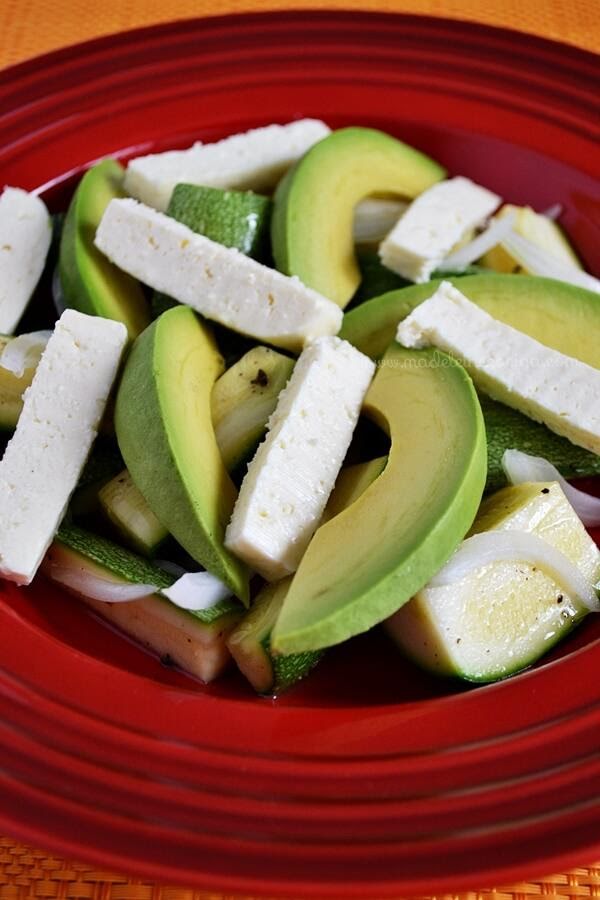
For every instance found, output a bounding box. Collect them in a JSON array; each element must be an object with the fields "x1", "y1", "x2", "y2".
[
  {"x1": 270, "y1": 345, "x2": 487, "y2": 654},
  {"x1": 101, "y1": 345, "x2": 294, "y2": 555},
  {"x1": 385, "y1": 482, "x2": 599, "y2": 682},
  {"x1": 271, "y1": 127, "x2": 445, "y2": 308},
  {"x1": 340, "y1": 273, "x2": 600, "y2": 364},
  {"x1": 59, "y1": 159, "x2": 150, "y2": 340},
  {"x1": 114, "y1": 306, "x2": 249, "y2": 604}
]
